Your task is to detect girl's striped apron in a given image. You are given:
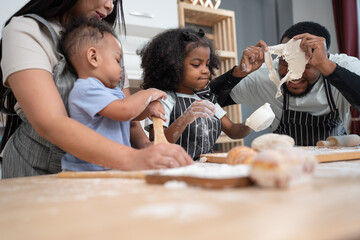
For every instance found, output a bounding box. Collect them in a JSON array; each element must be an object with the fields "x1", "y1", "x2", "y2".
[
  {"x1": 274, "y1": 79, "x2": 346, "y2": 146},
  {"x1": 169, "y1": 88, "x2": 222, "y2": 160}
]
